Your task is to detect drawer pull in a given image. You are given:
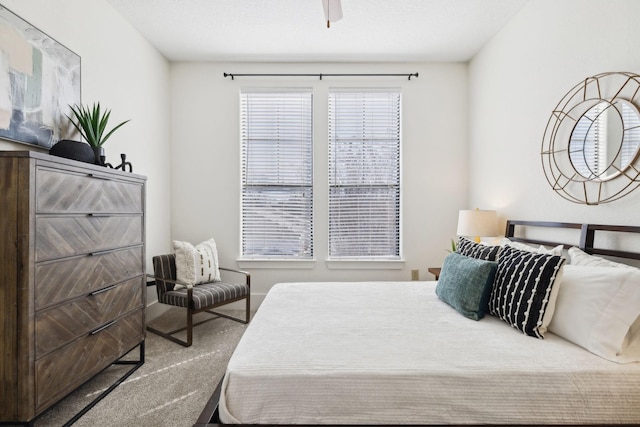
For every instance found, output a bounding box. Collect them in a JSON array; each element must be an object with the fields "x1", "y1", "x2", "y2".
[
  {"x1": 87, "y1": 213, "x2": 111, "y2": 217},
  {"x1": 88, "y1": 173, "x2": 111, "y2": 181},
  {"x1": 89, "y1": 285, "x2": 118, "y2": 296},
  {"x1": 90, "y1": 320, "x2": 117, "y2": 335},
  {"x1": 90, "y1": 248, "x2": 117, "y2": 256}
]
